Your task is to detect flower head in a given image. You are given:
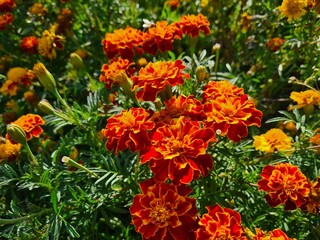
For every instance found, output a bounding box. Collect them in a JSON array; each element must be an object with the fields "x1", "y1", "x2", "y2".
[
  {"x1": 266, "y1": 37, "x2": 285, "y2": 52},
  {"x1": 278, "y1": 0, "x2": 308, "y2": 21},
  {"x1": 253, "y1": 128, "x2": 292, "y2": 153},
  {"x1": 20, "y1": 36, "x2": 39, "y2": 54},
  {"x1": 289, "y1": 90, "x2": 320, "y2": 110},
  {"x1": 258, "y1": 163, "x2": 311, "y2": 210},
  {"x1": 0, "y1": 137, "x2": 21, "y2": 163},
  {"x1": 132, "y1": 60, "x2": 189, "y2": 102},
  {"x1": 250, "y1": 228, "x2": 295, "y2": 240},
  {"x1": 28, "y1": 3, "x2": 48, "y2": 16},
  {"x1": 300, "y1": 177, "x2": 320, "y2": 214},
  {"x1": 102, "y1": 108, "x2": 155, "y2": 154},
  {"x1": 140, "y1": 117, "x2": 216, "y2": 184},
  {"x1": 38, "y1": 26, "x2": 65, "y2": 59},
  {"x1": 56, "y1": 8, "x2": 73, "y2": 35},
  {"x1": 130, "y1": 178, "x2": 198, "y2": 240},
  {"x1": 176, "y1": 13, "x2": 210, "y2": 37},
  {"x1": 102, "y1": 26, "x2": 144, "y2": 59},
  {"x1": 196, "y1": 204, "x2": 247, "y2": 239},
  {"x1": 0, "y1": 12, "x2": 13, "y2": 30},
  {"x1": 0, "y1": 0, "x2": 16, "y2": 12}
]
